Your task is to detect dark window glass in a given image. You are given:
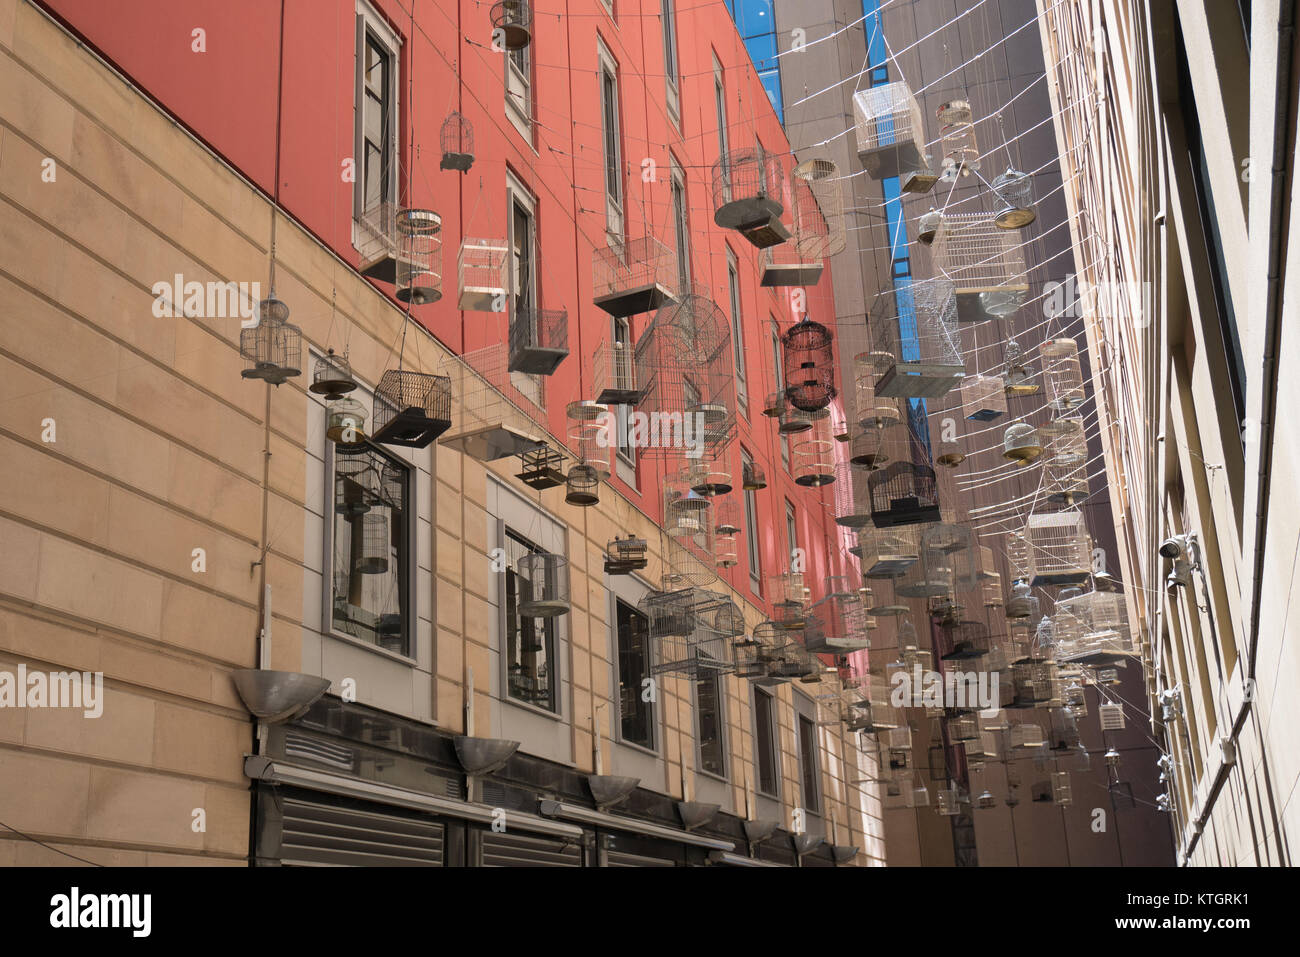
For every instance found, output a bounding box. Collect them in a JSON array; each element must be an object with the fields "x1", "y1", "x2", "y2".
[
  {"x1": 672, "y1": 171, "x2": 690, "y2": 290},
  {"x1": 754, "y1": 688, "x2": 778, "y2": 795},
  {"x1": 742, "y1": 449, "x2": 761, "y2": 584},
  {"x1": 602, "y1": 69, "x2": 621, "y2": 207},
  {"x1": 798, "y1": 713, "x2": 819, "y2": 812},
  {"x1": 616, "y1": 600, "x2": 654, "y2": 748},
  {"x1": 362, "y1": 34, "x2": 391, "y2": 214},
  {"x1": 697, "y1": 660, "x2": 726, "y2": 776},
  {"x1": 504, "y1": 530, "x2": 557, "y2": 711}
]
